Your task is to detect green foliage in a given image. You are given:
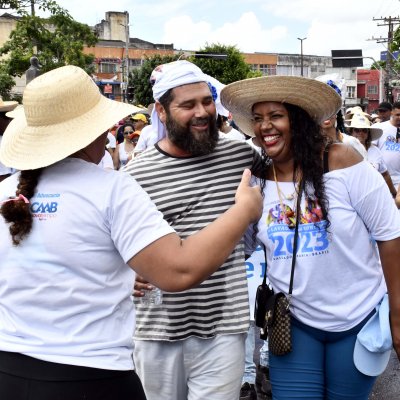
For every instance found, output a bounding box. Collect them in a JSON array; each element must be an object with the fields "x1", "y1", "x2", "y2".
[
  {"x1": 0, "y1": 1, "x2": 66, "y2": 15},
  {"x1": 129, "y1": 53, "x2": 182, "y2": 106},
  {"x1": 0, "y1": 0, "x2": 97, "y2": 78},
  {"x1": 0, "y1": 62, "x2": 15, "y2": 99},
  {"x1": 190, "y1": 43, "x2": 256, "y2": 84}
]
